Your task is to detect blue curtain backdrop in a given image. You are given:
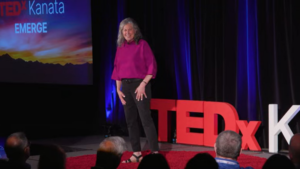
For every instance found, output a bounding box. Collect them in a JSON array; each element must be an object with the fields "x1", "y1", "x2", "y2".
[{"x1": 99, "y1": 0, "x2": 300, "y2": 150}]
